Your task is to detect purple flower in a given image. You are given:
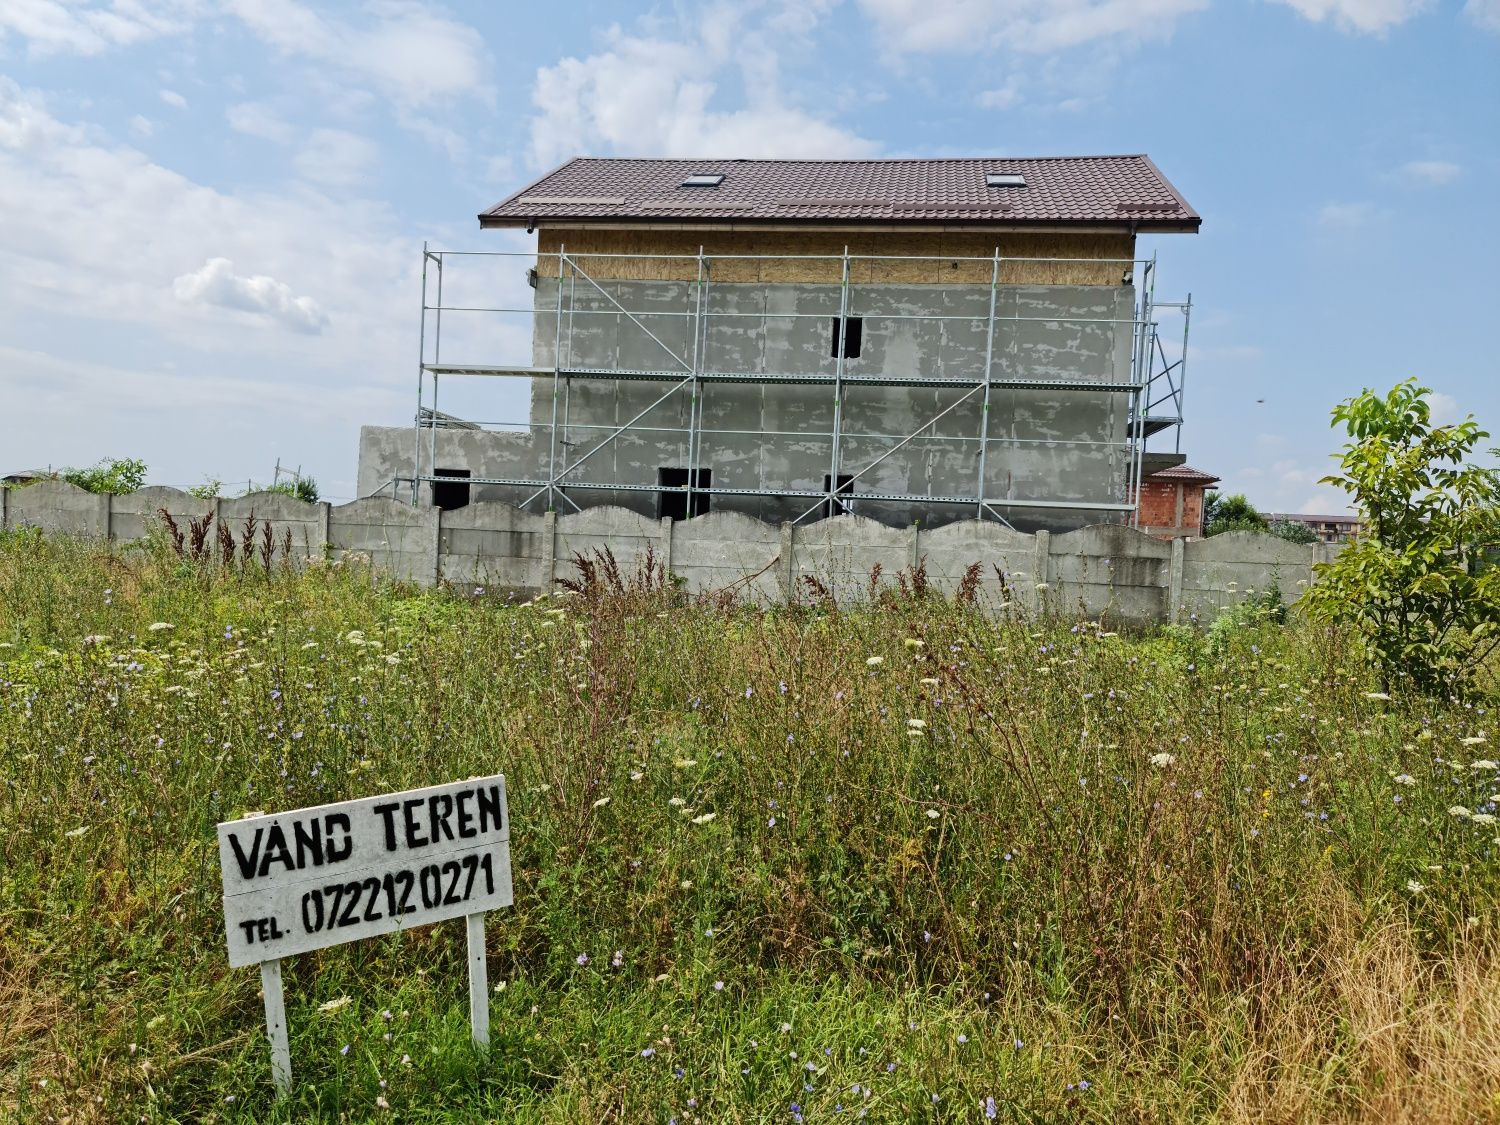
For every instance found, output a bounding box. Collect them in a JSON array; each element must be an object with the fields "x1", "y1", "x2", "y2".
[
  {"x1": 985, "y1": 1095, "x2": 998, "y2": 1118},
  {"x1": 640, "y1": 1048, "x2": 654, "y2": 1058},
  {"x1": 575, "y1": 953, "x2": 588, "y2": 966}
]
